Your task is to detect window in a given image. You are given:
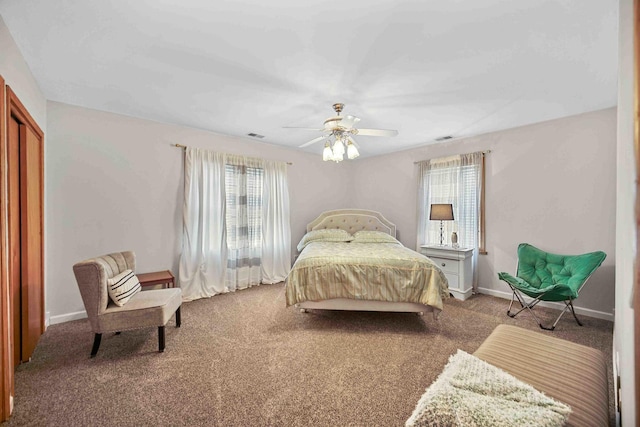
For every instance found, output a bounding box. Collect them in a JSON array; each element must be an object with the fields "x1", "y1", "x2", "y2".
[
  {"x1": 417, "y1": 152, "x2": 486, "y2": 254},
  {"x1": 180, "y1": 148, "x2": 291, "y2": 300},
  {"x1": 225, "y1": 164, "x2": 263, "y2": 252},
  {"x1": 224, "y1": 162, "x2": 264, "y2": 288}
]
